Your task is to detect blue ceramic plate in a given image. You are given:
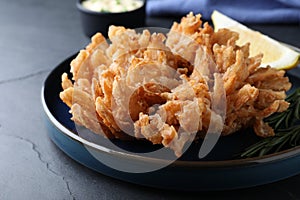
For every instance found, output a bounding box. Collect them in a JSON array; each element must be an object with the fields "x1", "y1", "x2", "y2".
[{"x1": 41, "y1": 53, "x2": 300, "y2": 191}]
